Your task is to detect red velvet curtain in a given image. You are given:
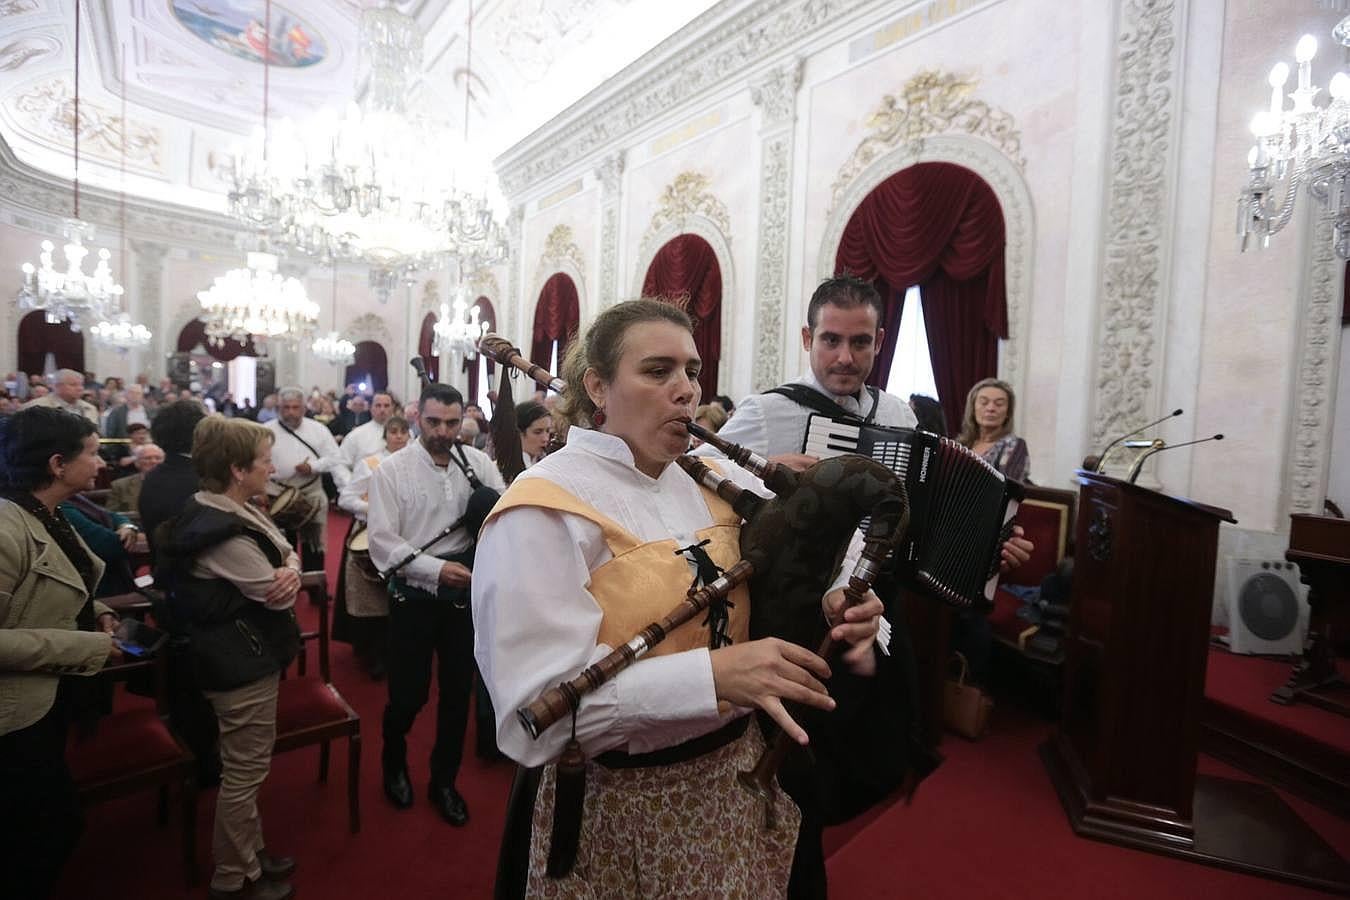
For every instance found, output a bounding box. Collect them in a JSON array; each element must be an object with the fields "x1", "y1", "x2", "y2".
[
  {"x1": 642, "y1": 234, "x2": 722, "y2": 398},
  {"x1": 345, "y1": 341, "x2": 388, "y2": 393},
  {"x1": 531, "y1": 273, "x2": 580, "y2": 371},
  {"x1": 418, "y1": 312, "x2": 439, "y2": 383},
  {"x1": 463, "y1": 296, "x2": 497, "y2": 404},
  {"x1": 176, "y1": 319, "x2": 258, "y2": 362},
  {"x1": 18, "y1": 311, "x2": 84, "y2": 376},
  {"x1": 834, "y1": 162, "x2": 1007, "y2": 431}
]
